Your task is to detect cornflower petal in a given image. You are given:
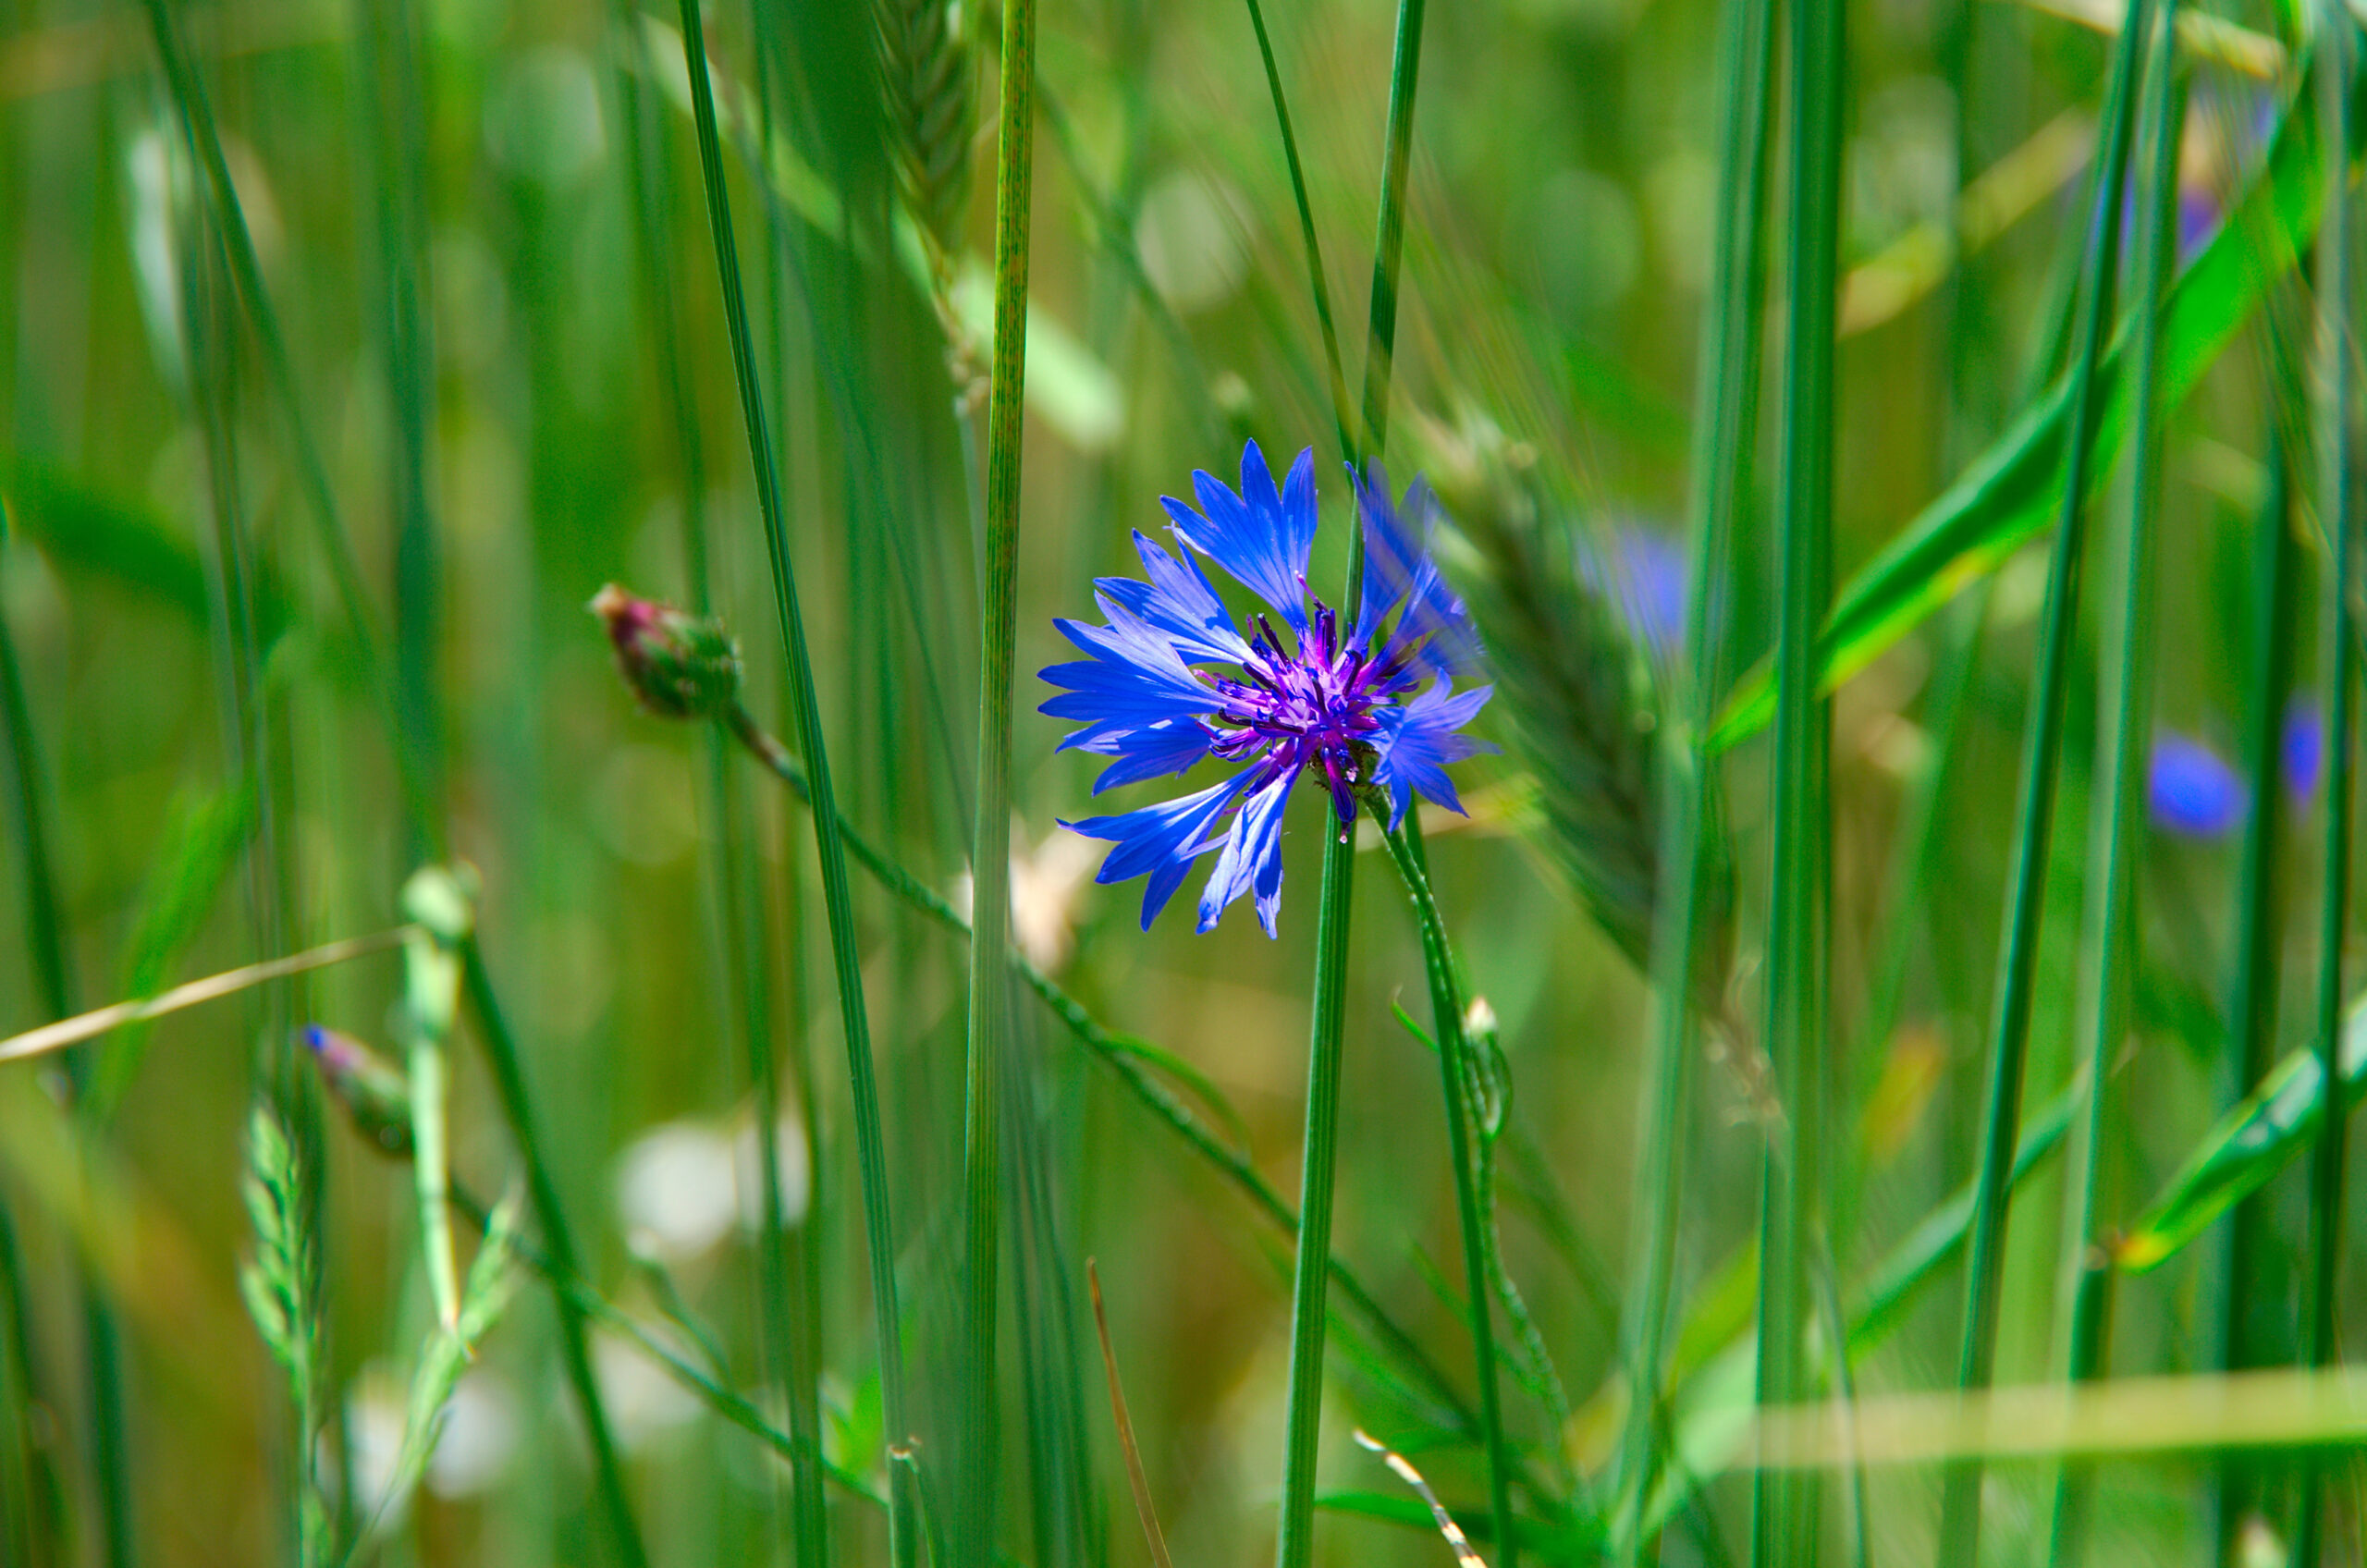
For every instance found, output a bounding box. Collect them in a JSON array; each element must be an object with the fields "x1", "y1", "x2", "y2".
[
  {"x1": 1094, "y1": 532, "x2": 1251, "y2": 664},
  {"x1": 1162, "y1": 437, "x2": 1316, "y2": 630},
  {"x1": 1066, "y1": 772, "x2": 1256, "y2": 929},
  {"x1": 1196, "y1": 762, "x2": 1297, "y2": 937},
  {"x1": 1372, "y1": 680, "x2": 1497, "y2": 830},
  {"x1": 1353, "y1": 464, "x2": 1483, "y2": 684},
  {"x1": 1078, "y1": 717, "x2": 1215, "y2": 793}
]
